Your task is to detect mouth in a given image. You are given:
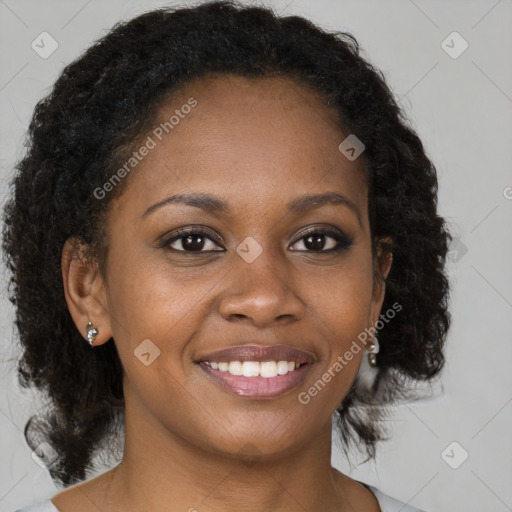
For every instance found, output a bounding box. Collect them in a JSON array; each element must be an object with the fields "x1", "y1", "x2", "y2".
[{"x1": 194, "y1": 344, "x2": 315, "y2": 399}]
